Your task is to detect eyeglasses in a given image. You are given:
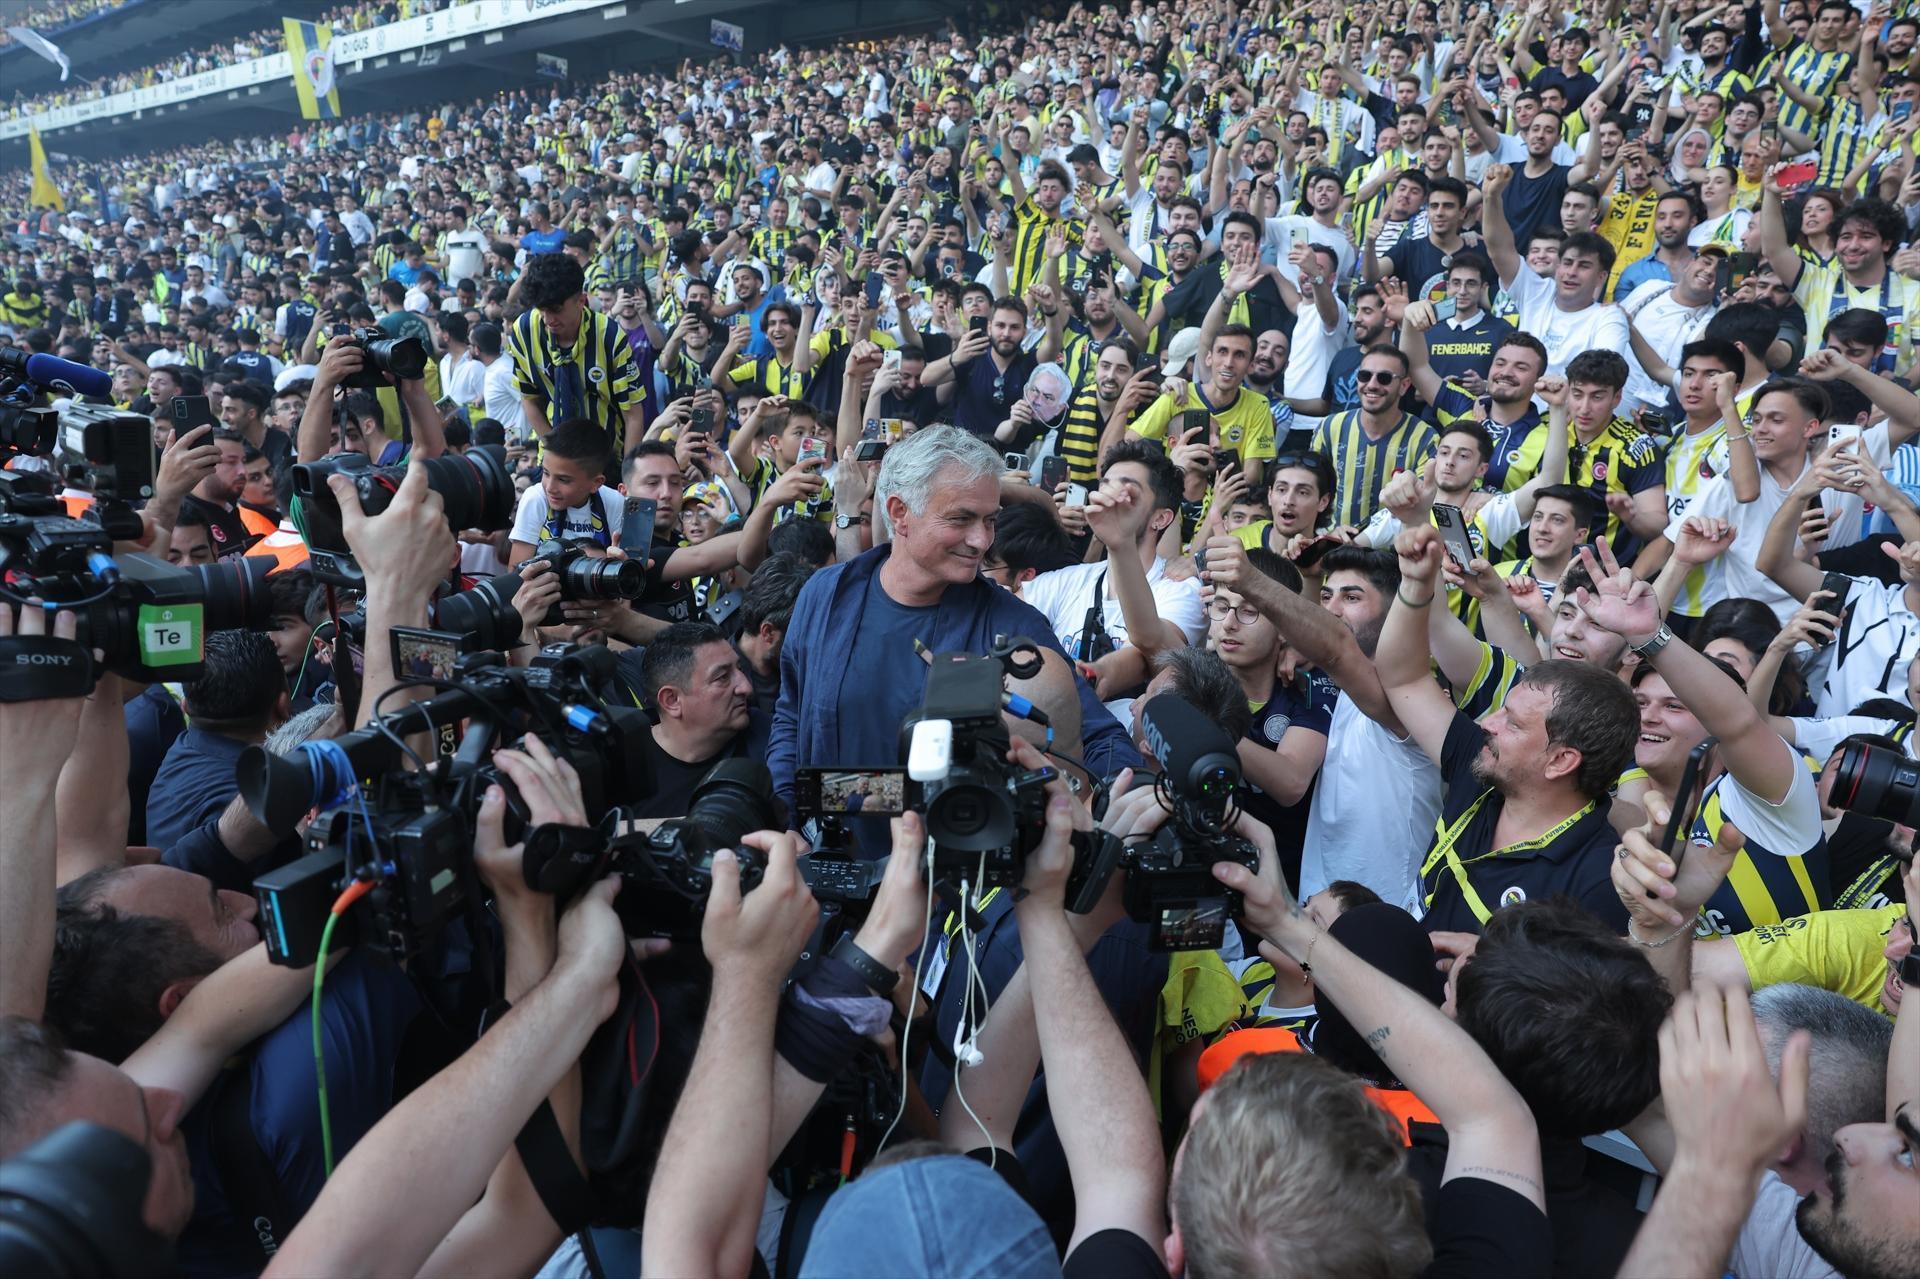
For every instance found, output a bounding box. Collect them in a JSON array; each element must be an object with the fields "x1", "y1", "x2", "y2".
[
  {"x1": 1207, "y1": 598, "x2": 1263, "y2": 625},
  {"x1": 1355, "y1": 369, "x2": 1400, "y2": 385}
]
